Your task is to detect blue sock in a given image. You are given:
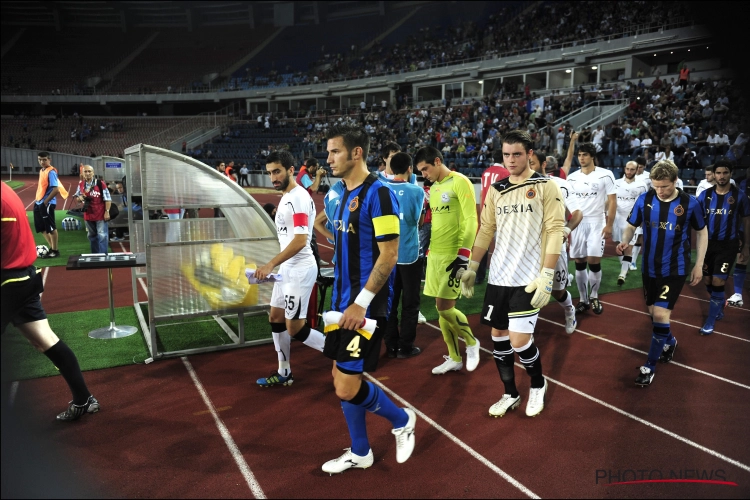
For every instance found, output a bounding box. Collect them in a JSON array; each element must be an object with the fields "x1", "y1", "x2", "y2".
[
  {"x1": 646, "y1": 323, "x2": 670, "y2": 369},
  {"x1": 734, "y1": 264, "x2": 747, "y2": 295},
  {"x1": 361, "y1": 382, "x2": 408, "y2": 429},
  {"x1": 705, "y1": 284, "x2": 713, "y2": 297},
  {"x1": 340, "y1": 400, "x2": 370, "y2": 456},
  {"x1": 708, "y1": 290, "x2": 725, "y2": 323}
]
